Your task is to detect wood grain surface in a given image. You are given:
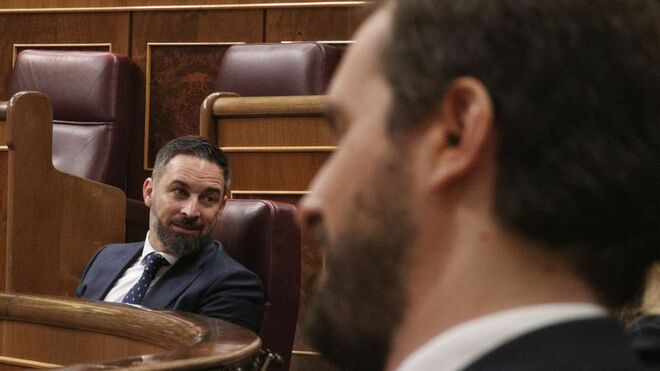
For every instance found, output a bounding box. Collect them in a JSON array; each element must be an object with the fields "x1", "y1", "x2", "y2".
[{"x1": 0, "y1": 293, "x2": 260, "y2": 369}]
